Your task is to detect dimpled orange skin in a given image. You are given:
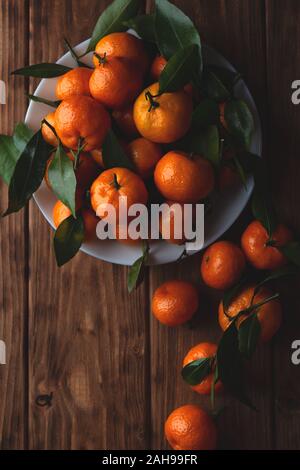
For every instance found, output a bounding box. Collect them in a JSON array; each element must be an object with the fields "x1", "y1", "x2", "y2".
[
  {"x1": 219, "y1": 102, "x2": 227, "y2": 130},
  {"x1": 55, "y1": 95, "x2": 111, "y2": 151},
  {"x1": 241, "y1": 220, "x2": 293, "y2": 270},
  {"x1": 218, "y1": 165, "x2": 240, "y2": 191},
  {"x1": 165, "y1": 404, "x2": 217, "y2": 451},
  {"x1": 152, "y1": 280, "x2": 199, "y2": 326},
  {"x1": 75, "y1": 153, "x2": 100, "y2": 188},
  {"x1": 81, "y1": 209, "x2": 99, "y2": 241},
  {"x1": 133, "y1": 83, "x2": 193, "y2": 144},
  {"x1": 55, "y1": 67, "x2": 93, "y2": 100},
  {"x1": 159, "y1": 200, "x2": 187, "y2": 245},
  {"x1": 218, "y1": 285, "x2": 282, "y2": 342},
  {"x1": 45, "y1": 152, "x2": 99, "y2": 190},
  {"x1": 53, "y1": 200, "x2": 72, "y2": 228},
  {"x1": 150, "y1": 55, "x2": 167, "y2": 80},
  {"x1": 150, "y1": 56, "x2": 195, "y2": 98},
  {"x1": 53, "y1": 202, "x2": 99, "y2": 241},
  {"x1": 112, "y1": 105, "x2": 139, "y2": 139},
  {"x1": 90, "y1": 57, "x2": 143, "y2": 110},
  {"x1": 41, "y1": 112, "x2": 59, "y2": 147},
  {"x1": 154, "y1": 151, "x2": 215, "y2": 203},
  {"x1": 90, "y1": 149, "x2": 104, "y2": 168},
  {"x1": 90, "y1": 167, "x2": 148, "y2": 219},
  {"x1": 127, "y1": 137, "x2": 162, "y2": 179},
  {"x1": 93, "y1": 32, "x2": 149, "y2": 74},
  {"x1": 201, "y1": 241, "x2": 246, "y2": 290},
  {"x1": 183, "y1": 343, "x2": 223, "y2": 395}
]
